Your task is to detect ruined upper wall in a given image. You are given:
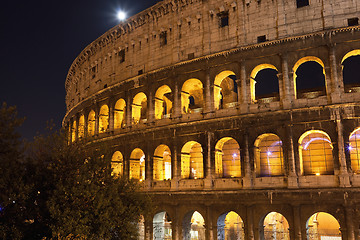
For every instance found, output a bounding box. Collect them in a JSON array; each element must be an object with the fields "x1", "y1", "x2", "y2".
[{"x1": 65, "y1": 0, "x2": 359, "y2": 110}]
